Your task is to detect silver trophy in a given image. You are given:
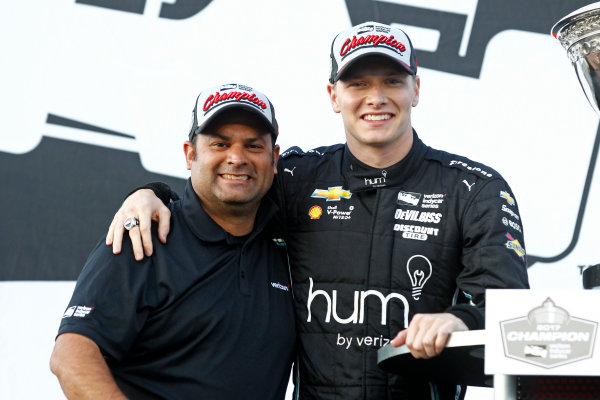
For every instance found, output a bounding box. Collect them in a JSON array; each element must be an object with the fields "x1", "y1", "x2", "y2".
[
  {"x1": 552, "y1": 2, "x2": 600, "y2": 115},
  {"x1": 553, "y1": 4, "x2": 600, "y2": 289}
]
